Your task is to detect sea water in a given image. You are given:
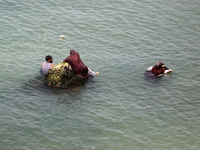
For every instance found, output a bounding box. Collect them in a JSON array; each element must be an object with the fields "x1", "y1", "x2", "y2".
[{"x1": 0, "y1": 0, "x2": 200, "y2": 149}]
